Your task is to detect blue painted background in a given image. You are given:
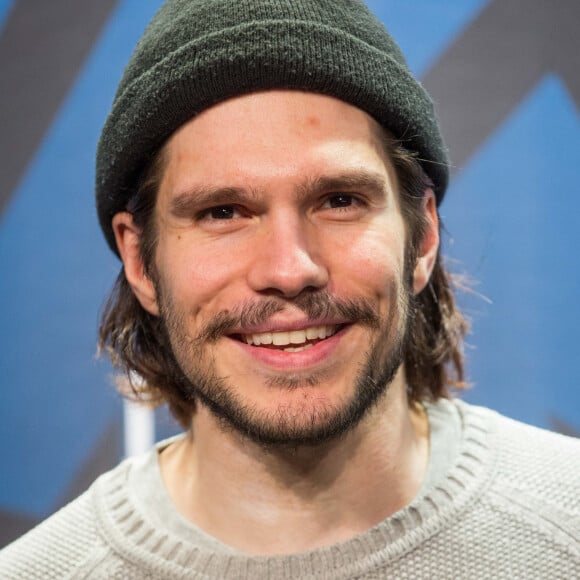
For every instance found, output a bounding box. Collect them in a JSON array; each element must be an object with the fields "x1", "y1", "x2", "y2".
[{"x1": 1, "y1": 0, "x2": 578, "y2": 524}]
